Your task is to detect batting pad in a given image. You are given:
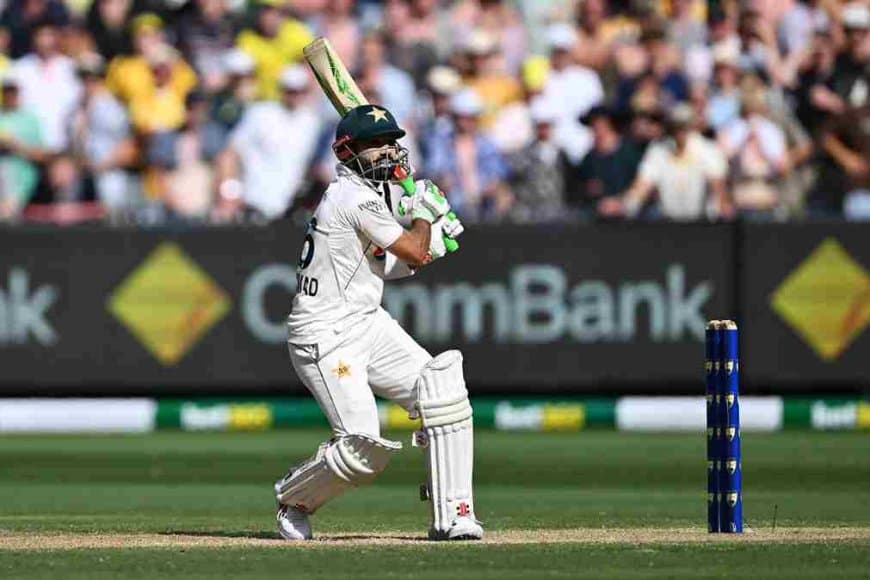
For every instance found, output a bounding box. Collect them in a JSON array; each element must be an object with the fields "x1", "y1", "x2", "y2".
[
  {"x1": 275, "y1": 434, "x2": 402, "y2": 514},
  {"x1": 415, "y1": 350, "x2": 476, "y2": 536}
]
